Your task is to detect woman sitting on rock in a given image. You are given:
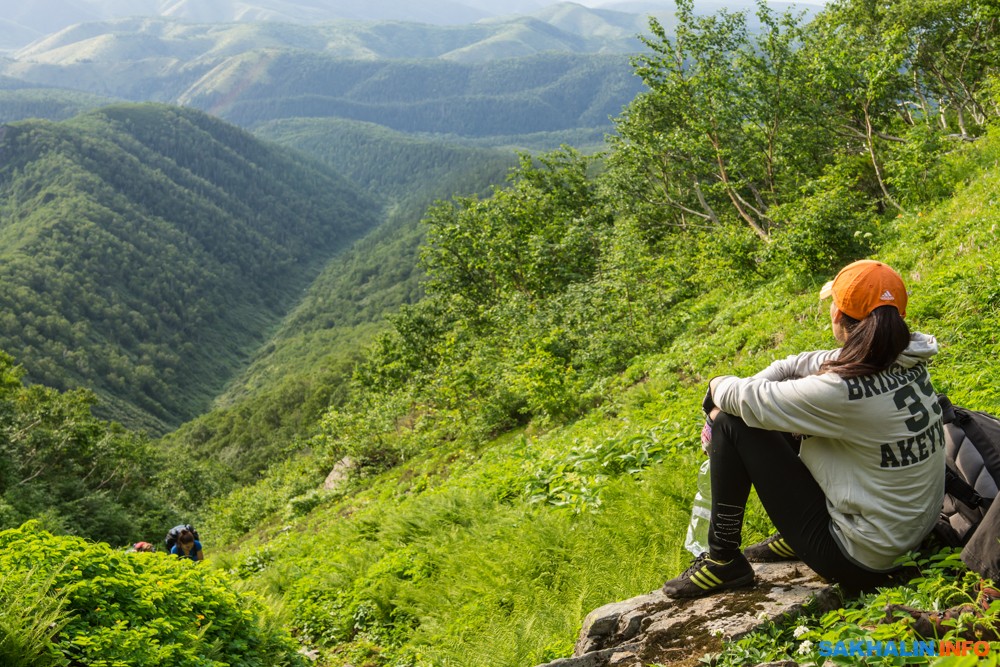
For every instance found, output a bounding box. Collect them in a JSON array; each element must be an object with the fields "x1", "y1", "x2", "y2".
[{"x1": 662, "y1": 260, "x2": 944, "y2": 598}]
